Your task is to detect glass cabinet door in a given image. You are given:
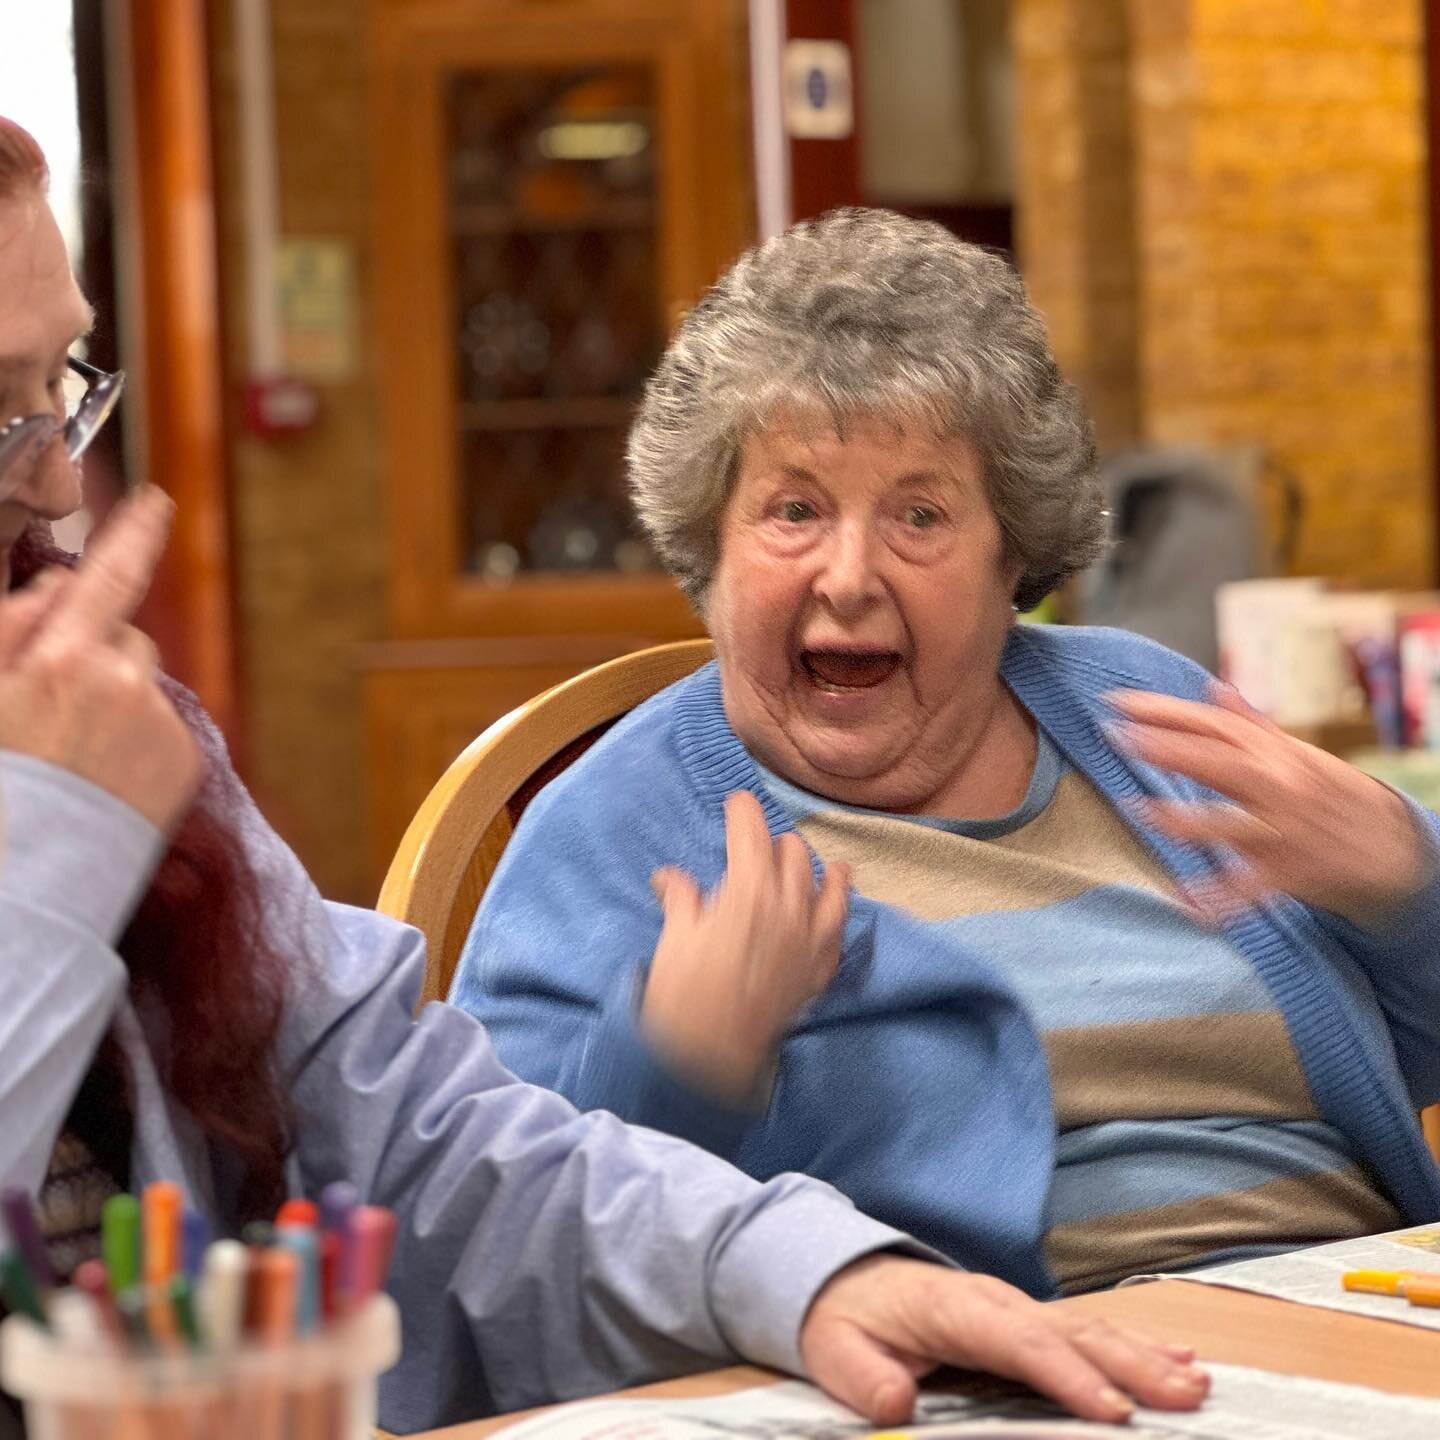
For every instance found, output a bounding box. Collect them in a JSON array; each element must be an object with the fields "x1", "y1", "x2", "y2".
[{"x1": 445, "y1": 66, "x2": 666, "y2": 584}]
